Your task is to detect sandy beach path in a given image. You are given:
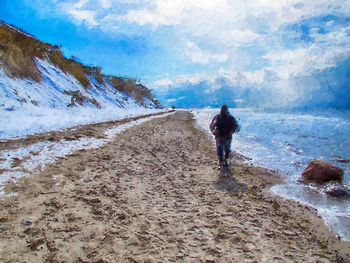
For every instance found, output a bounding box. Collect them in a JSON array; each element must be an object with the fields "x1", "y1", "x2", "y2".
[{"x1": 0, "y1": 111, "x2": 349, "y2": 262}]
